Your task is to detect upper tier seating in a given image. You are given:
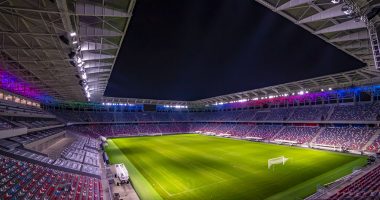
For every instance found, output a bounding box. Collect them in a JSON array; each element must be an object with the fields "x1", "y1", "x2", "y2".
[
  {"x1": 288, "y1": 106, "x2": 330, "y2": 121},
  {"x1": 52, "y1": 102, "x2": 380, "y2": 123},
  {"x1": 265, "y1": 108, "x2": 292, "y2": 121},
  {"x1": 329, "y1": 103, "x2": 380, "y2": 121},
  {"x1": 0, "y1": 99, "x2": 49, "y2": 117}
]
